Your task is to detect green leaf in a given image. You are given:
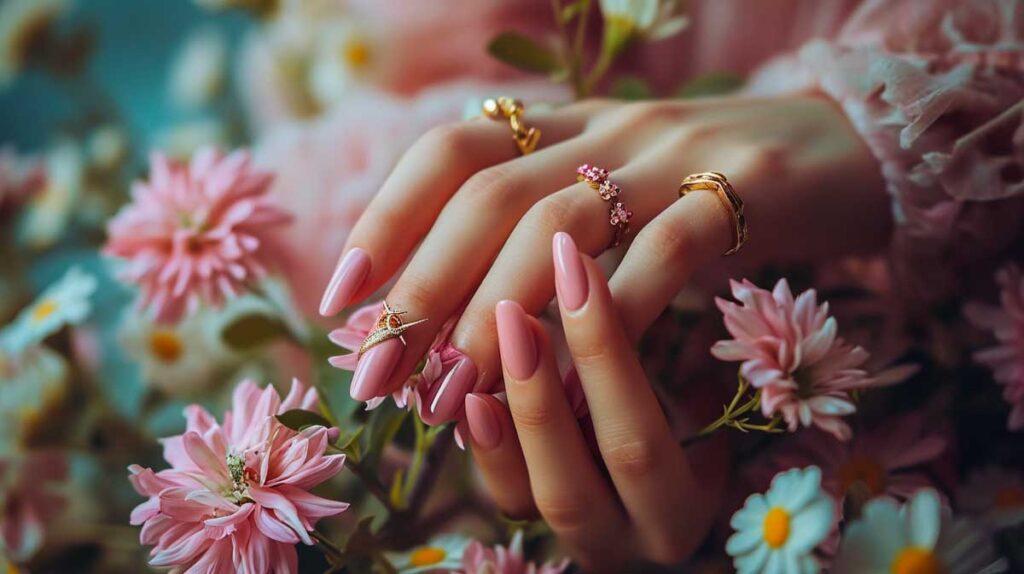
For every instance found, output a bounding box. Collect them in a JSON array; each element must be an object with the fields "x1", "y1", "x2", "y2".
[
  {"x1": 610, "y1": 76, "x2": 652, "y2": 100},
  {"x1": 277, "y1": 409, "x2": 333, "y2": 432},
  {"x1": 676, "y1": 71, "x2": 745, "y2": 99},
  {"x1": 487, "y1": 32, "x2": 561, "y2": 75},
  {"x1": 221, "y1": 312, "x2": 287, "y2": 351}
]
